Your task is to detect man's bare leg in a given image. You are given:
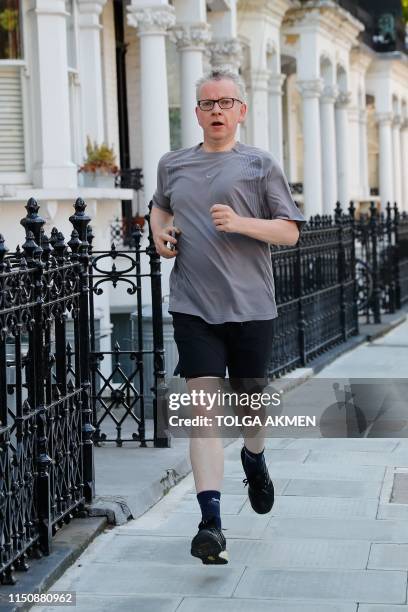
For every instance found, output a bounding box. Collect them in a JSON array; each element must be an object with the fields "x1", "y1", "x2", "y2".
[
  {"x1": 243, "y1": 429, "x2": 266, "y2": 454},
  {"x1": 187, "y1": 376, "x2": 228, "y2": 564},
  {"x1": 186, "y1": 376, "x2": 224, "y2": 493}
]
